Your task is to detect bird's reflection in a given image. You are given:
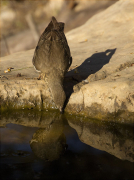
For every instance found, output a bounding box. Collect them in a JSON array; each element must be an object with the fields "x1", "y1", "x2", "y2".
[{"x1": 30, "y1": 117, "x2": 67, "y2": 161}]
